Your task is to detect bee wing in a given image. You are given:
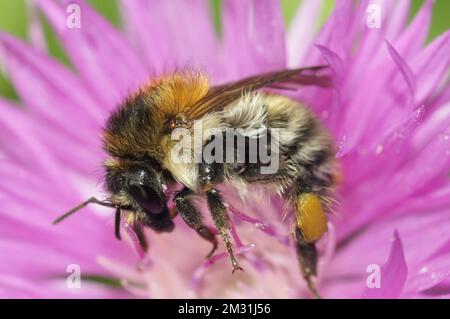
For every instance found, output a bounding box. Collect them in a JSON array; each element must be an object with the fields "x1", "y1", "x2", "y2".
[{"x1": 186, "y1": 65, "x2": 332, "y2": 119}]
